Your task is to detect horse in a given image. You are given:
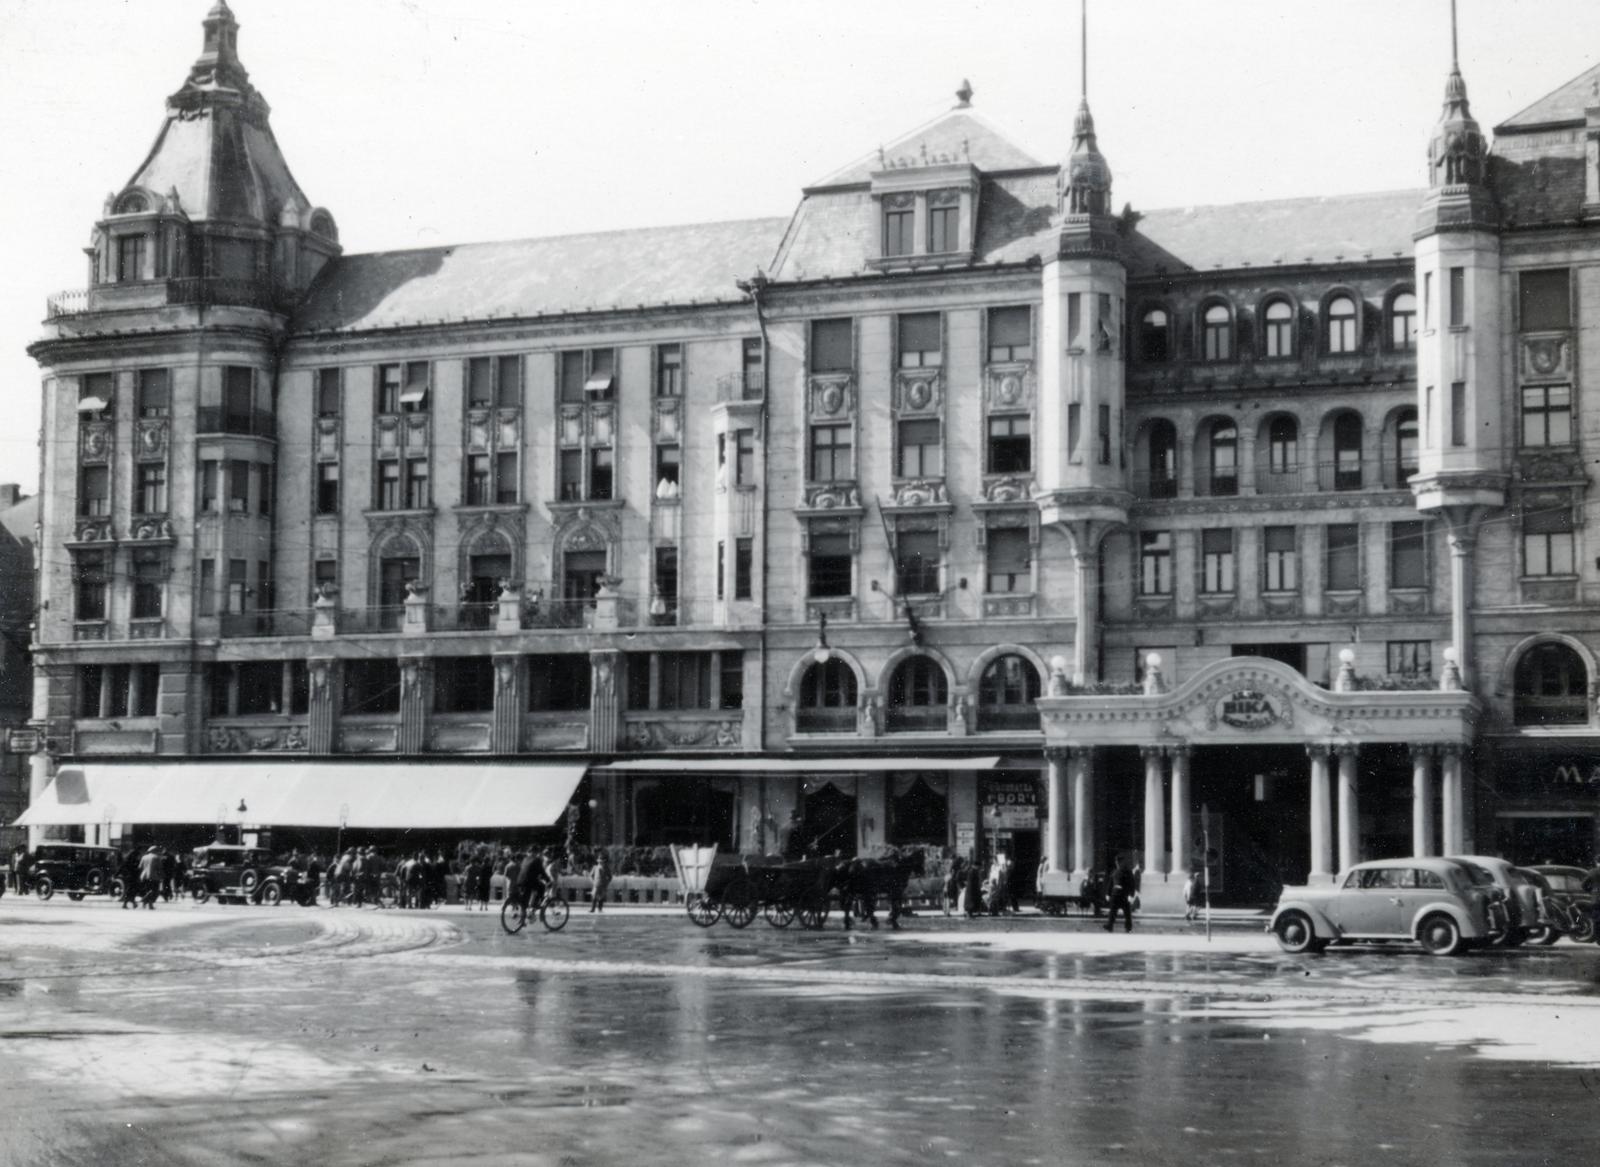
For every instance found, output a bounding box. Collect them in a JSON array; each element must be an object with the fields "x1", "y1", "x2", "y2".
[{"x1": 835, "y1": 847, "x2": 926, "y2": 930}]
